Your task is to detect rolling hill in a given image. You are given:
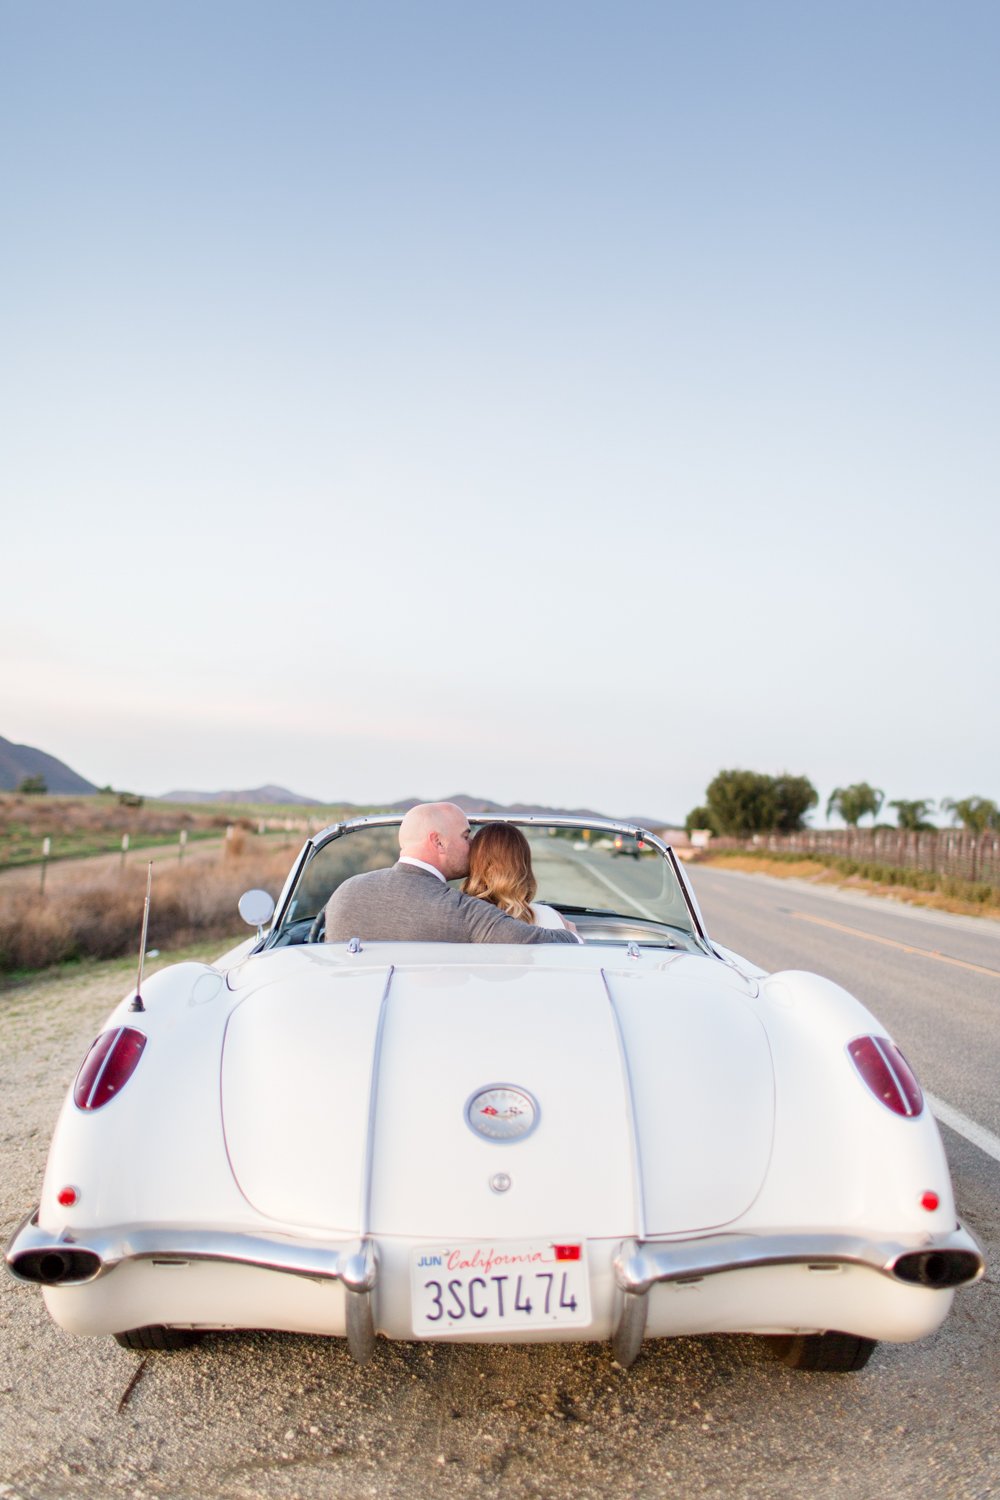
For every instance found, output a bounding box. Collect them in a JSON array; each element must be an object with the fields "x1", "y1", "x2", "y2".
[{"x1": 0, "y1": 735, "x2": 97, "y2": 794}]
